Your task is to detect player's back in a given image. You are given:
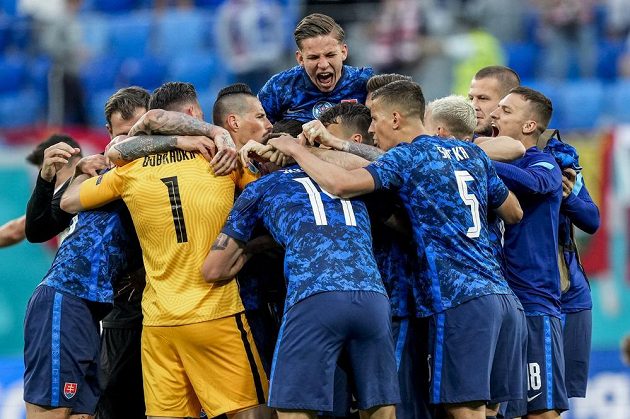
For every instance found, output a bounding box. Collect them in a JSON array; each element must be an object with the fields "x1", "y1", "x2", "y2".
[
  {"x1": 368, "y1": 135, "x2": 513, "y2": 313},
  {"x1": 225, "y1": 165, "x2": 386, "y2": 312},
  {"x1": 115, "y1": 150, "x2": 244, "y2": 326}
]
